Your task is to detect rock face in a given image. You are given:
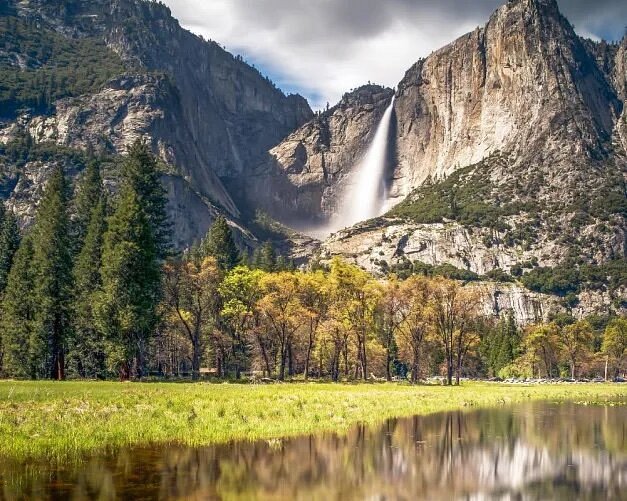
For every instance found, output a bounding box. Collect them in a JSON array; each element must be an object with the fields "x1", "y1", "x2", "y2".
[
  {"x1": 390, "y1": 0, "x2": 621, "y2": 201},
  {"x1": 0, "y1": 0, "x2": 312, "y2": 245}
]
